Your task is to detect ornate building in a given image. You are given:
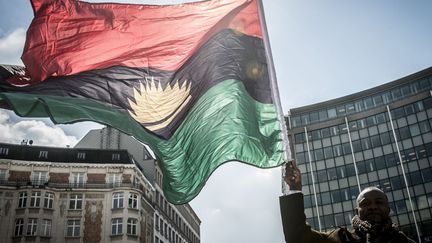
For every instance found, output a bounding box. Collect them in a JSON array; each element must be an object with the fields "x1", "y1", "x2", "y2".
[
  {"x1": 0, "y1": 143, "x2": 154, "y2": 243},
  {"x1": 75, "y1": 127, "x2": 201, "y2": 243}
]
